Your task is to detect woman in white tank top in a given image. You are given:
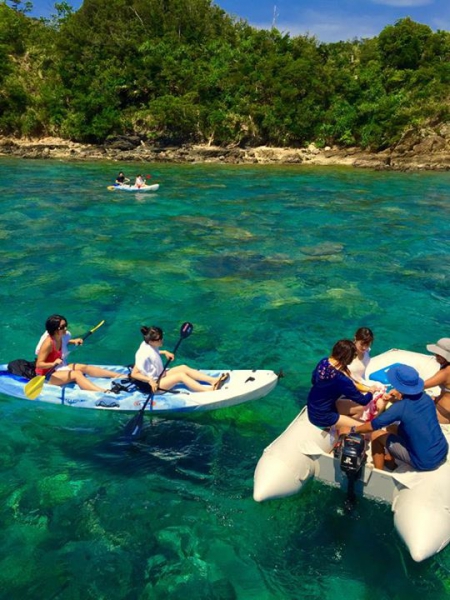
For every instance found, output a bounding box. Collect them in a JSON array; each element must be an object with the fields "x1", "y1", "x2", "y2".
[{"x1": 131, "y1": 325, "x2": 229, "y2": 393}]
